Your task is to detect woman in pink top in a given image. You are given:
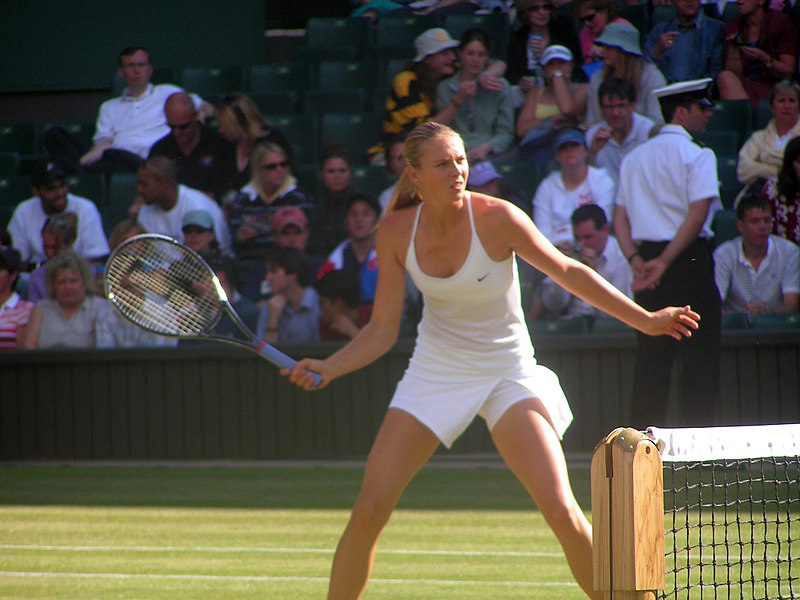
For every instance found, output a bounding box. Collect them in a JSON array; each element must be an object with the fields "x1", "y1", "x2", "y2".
[{"x1": 574, "y1": 0, "x2": 630, "y2": 77}]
